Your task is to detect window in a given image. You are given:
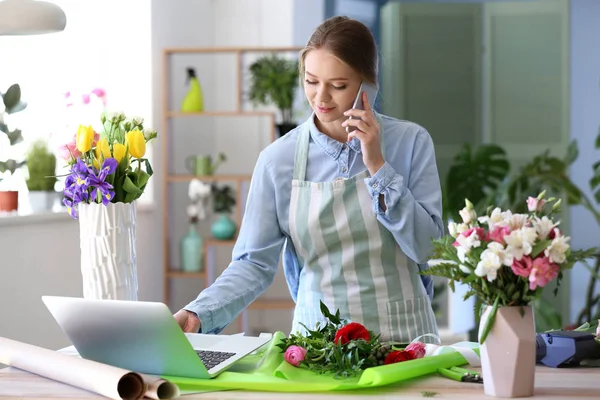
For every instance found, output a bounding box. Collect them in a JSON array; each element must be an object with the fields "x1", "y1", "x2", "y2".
[{"x1": 0, "y1": 0, "x2": 153, "y2": 206}]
